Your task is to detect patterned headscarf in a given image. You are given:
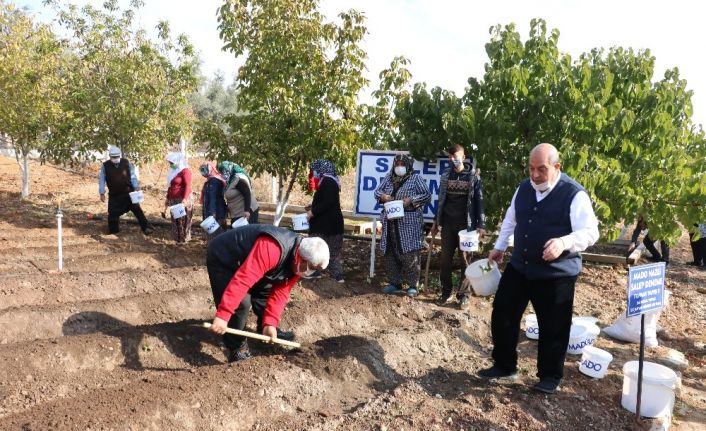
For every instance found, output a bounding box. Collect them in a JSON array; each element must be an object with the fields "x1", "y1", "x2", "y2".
[
  {"x1": 199, "y1": 162, "x2": 226, "y2": 204},
  {"x1": 217, "y1": 161, "x2": 250, "y2": 187},
  {"x1": 391, "y1": 154, "x2": 414, "y2": 188},
  {"x1": 310, "y1": 159, "x2": 340, "y2": 189}
]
